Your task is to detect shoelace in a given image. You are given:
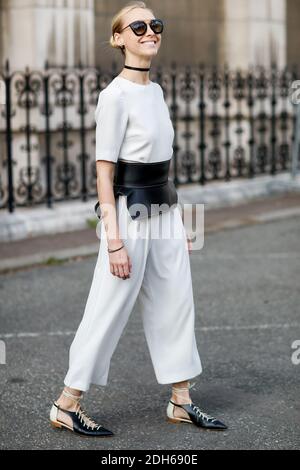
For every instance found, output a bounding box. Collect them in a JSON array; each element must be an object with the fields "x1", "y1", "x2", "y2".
[
  {"x1": 171, "y1": 380, "x2": 196, "y2": 404},
  {"x1": 75, "y1": 405, "x2": 102, "y2": 430},
  {"x1": 61, "y1": 388, "x2": 102, "y2": 430},
  {"x1": 191, "y1": 404, "x2": 217, "y2": 422},
  {"x1": 172, "y1": 381, "x2": 217, "y2": 422}
]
